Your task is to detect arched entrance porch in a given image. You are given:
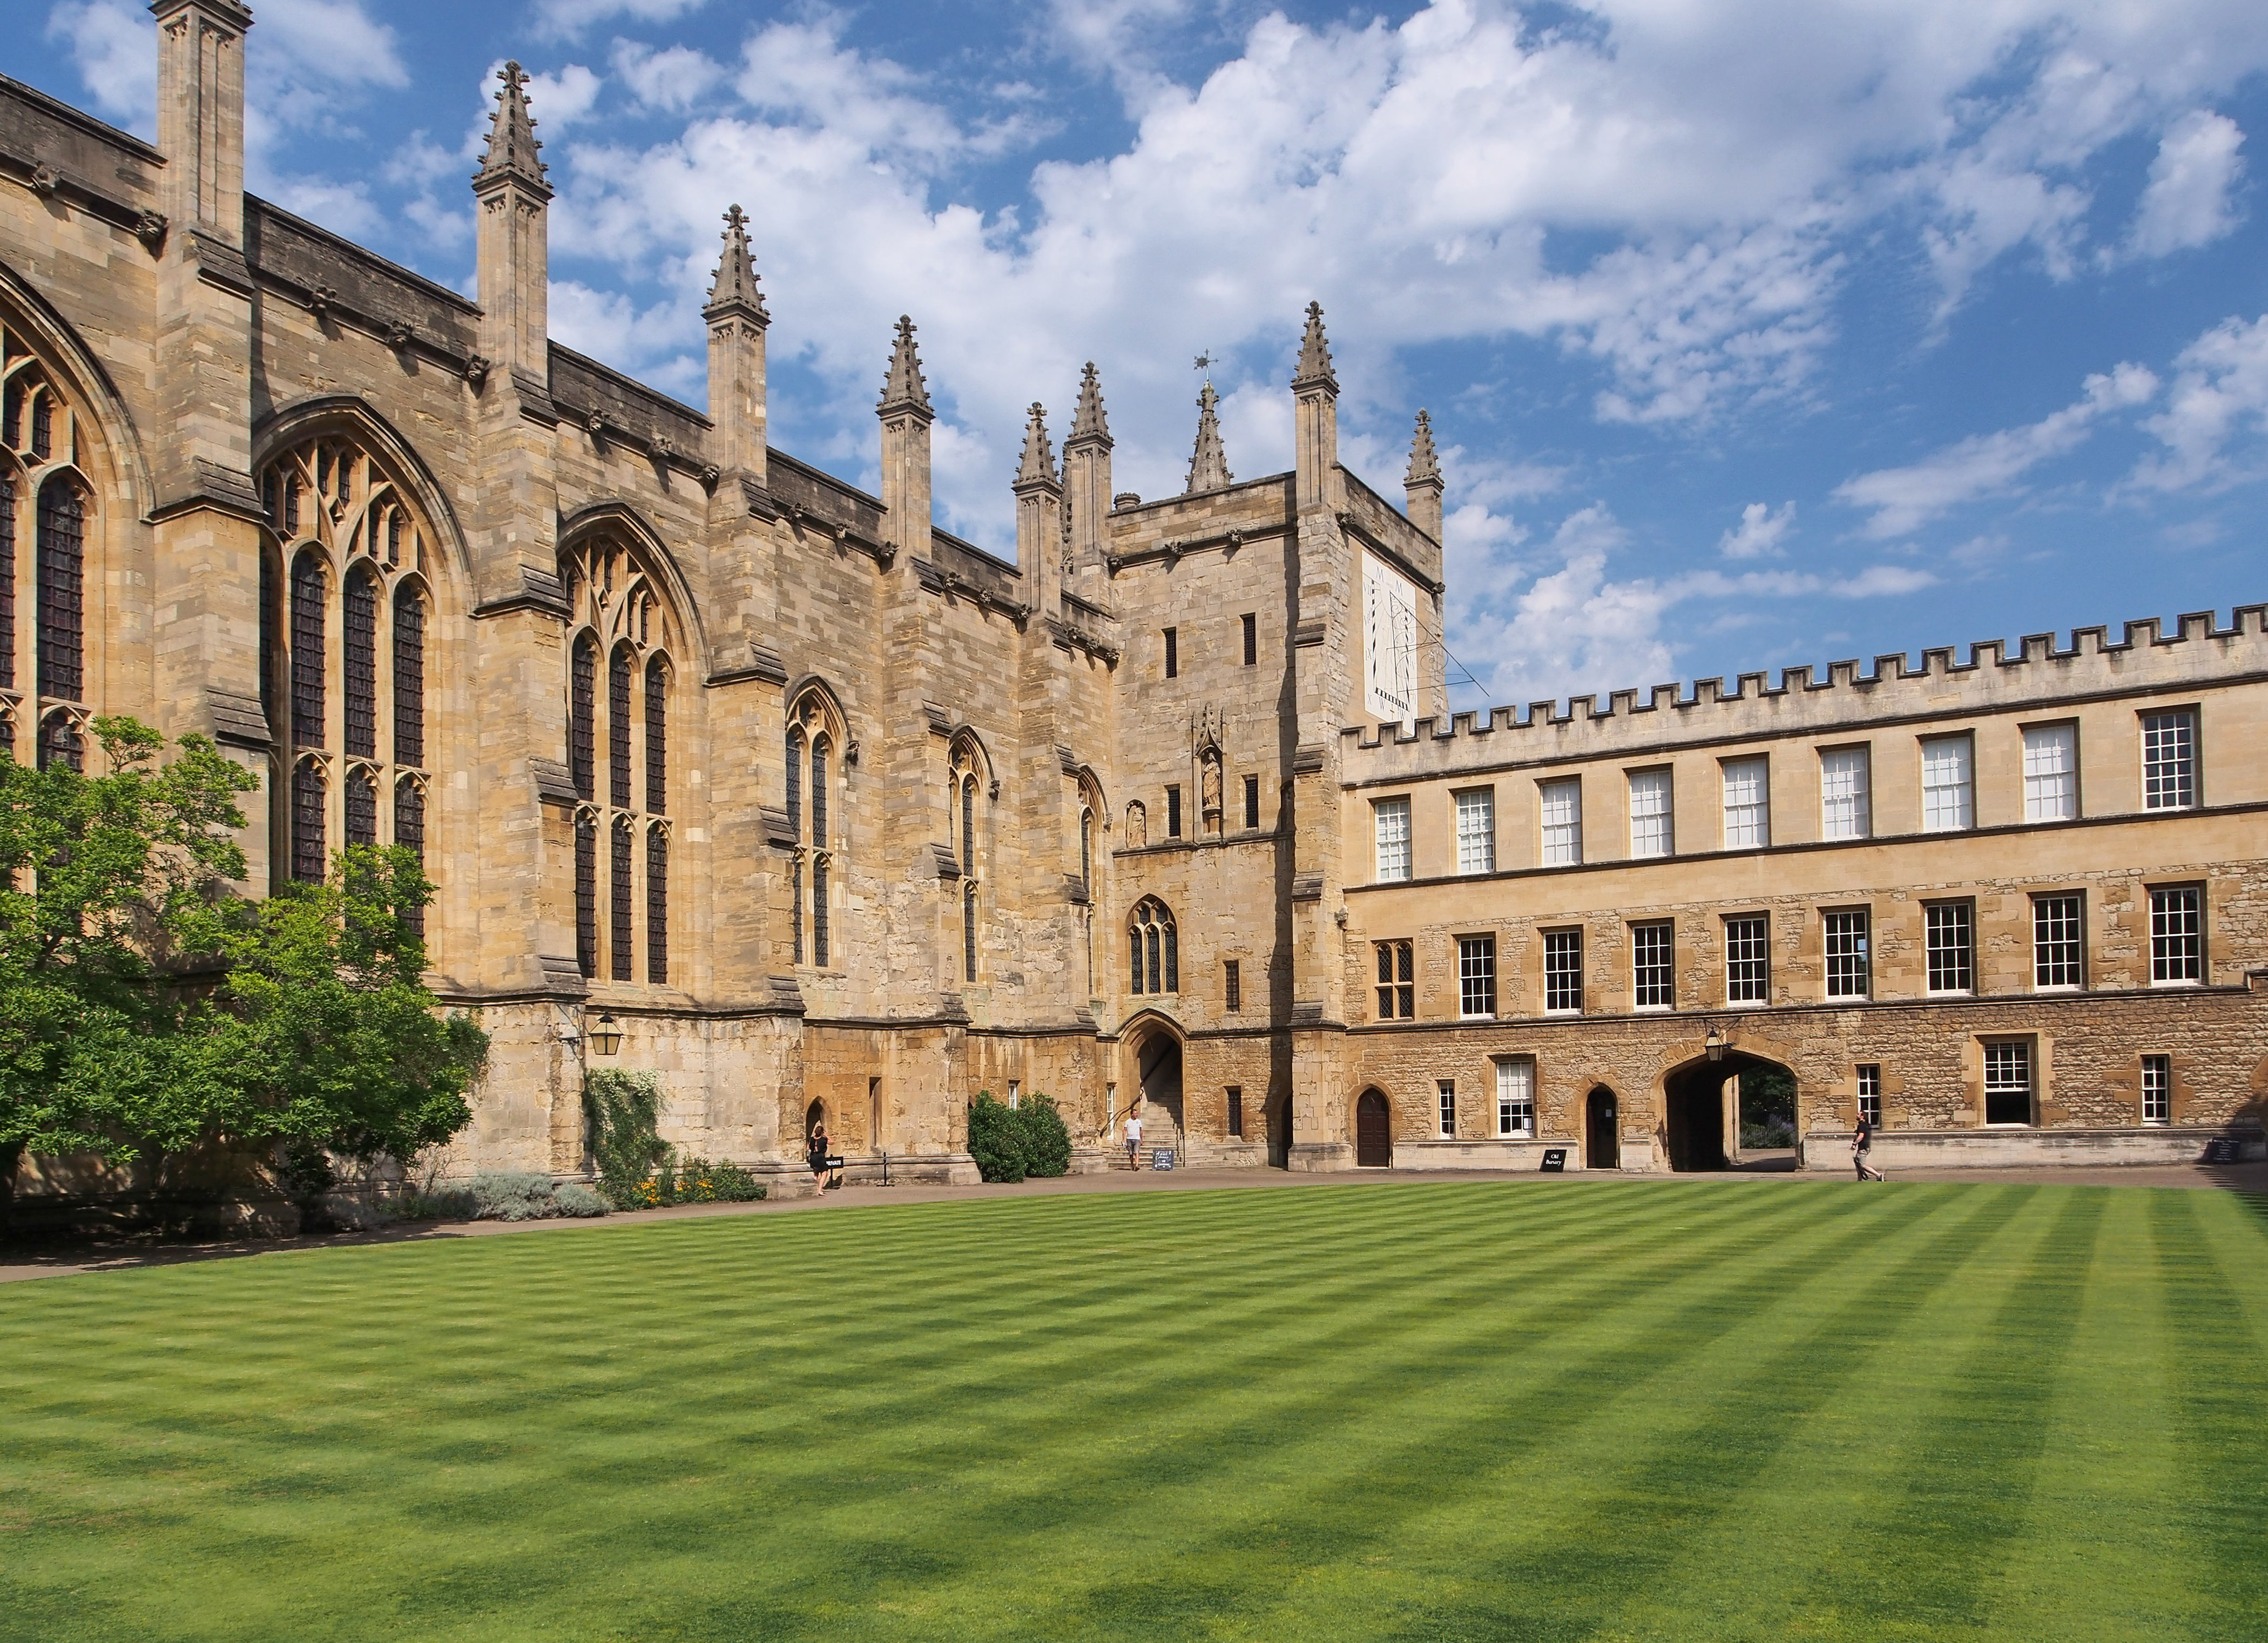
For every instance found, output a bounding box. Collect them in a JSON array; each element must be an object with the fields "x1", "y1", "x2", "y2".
[
  {"x1": 1125, "y1": 1016, "x2": 1185, "y2": 1165},
  {"x1": 1663, "y1": 1049, "x2": 1798, "y2": 1172},
  {"x1": 1585, "y1": 1087, "x2": 1619, "y2": 1170}
]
